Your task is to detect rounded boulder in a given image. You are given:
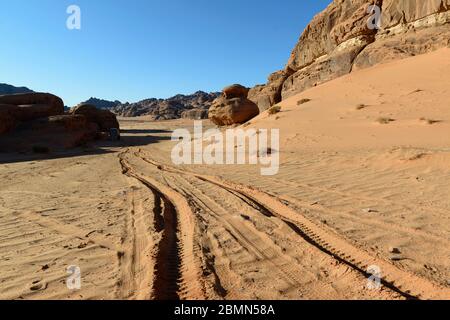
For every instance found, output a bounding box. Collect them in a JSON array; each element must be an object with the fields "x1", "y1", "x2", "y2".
[
  {"x1": 222, "y1": 84, "x2": 250, "y2": 99},
  {"x1": 208, "y1": 96, "x2": 259, "y2": 126}
]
